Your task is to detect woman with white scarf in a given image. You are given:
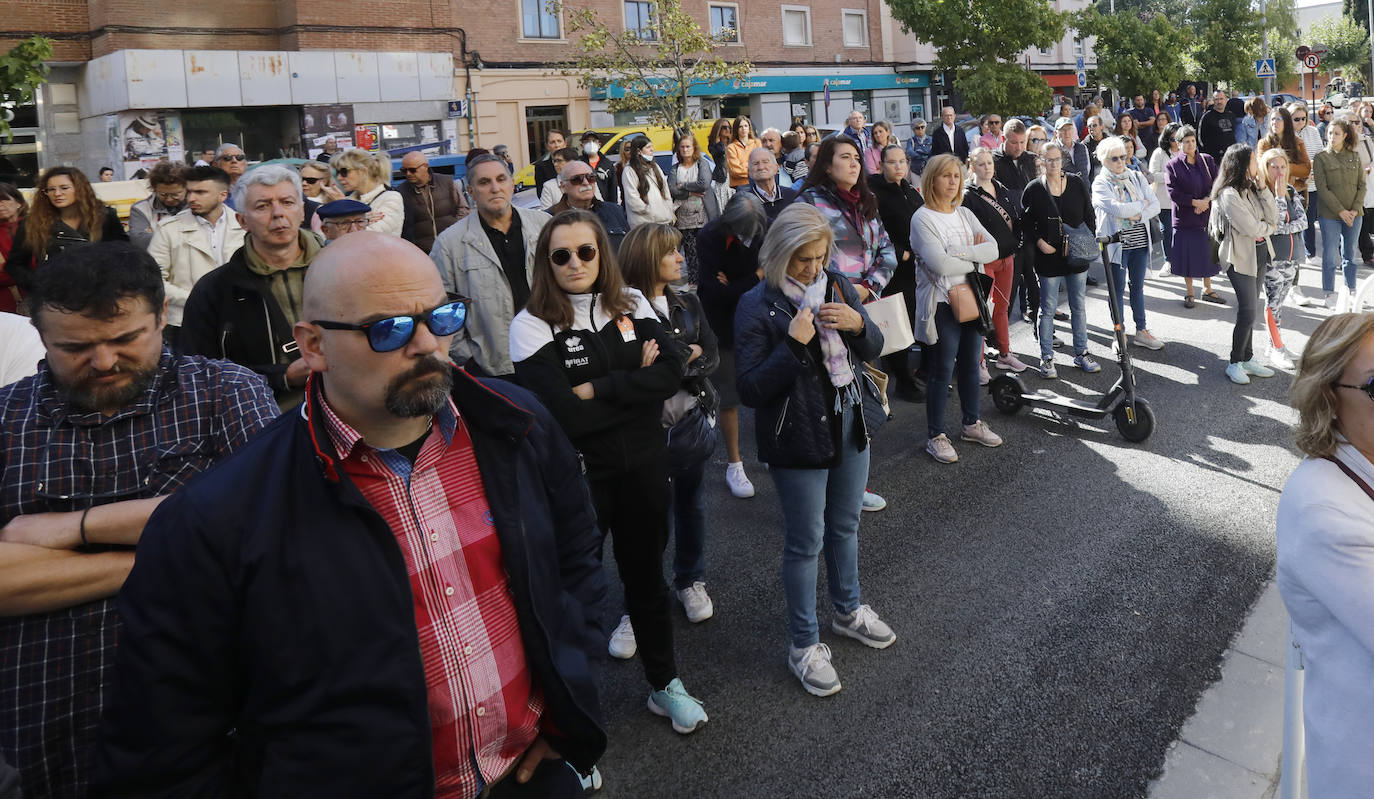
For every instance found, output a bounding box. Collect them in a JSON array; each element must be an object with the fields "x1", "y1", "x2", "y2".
[
  {"x1": 1093, "y1": 136, "x2": 1163, "y2": 350},
  {"x1": 734, "y1": 202, "x2": 894, "y2": 698}
]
